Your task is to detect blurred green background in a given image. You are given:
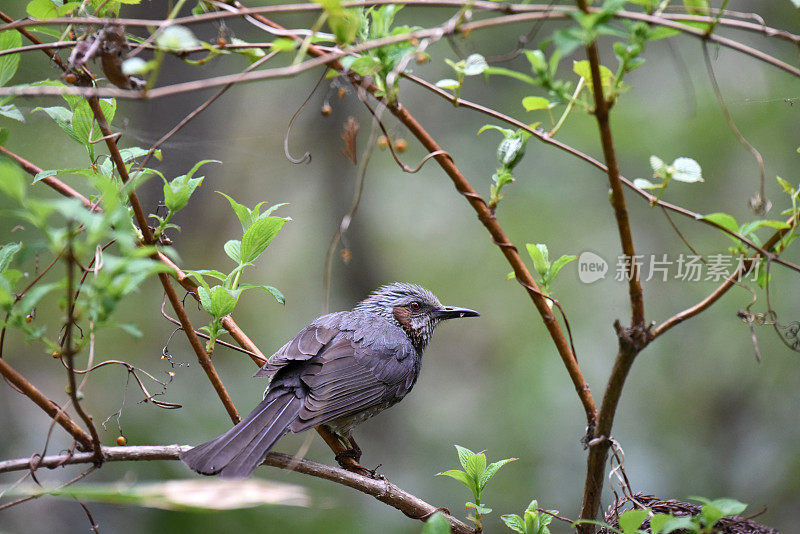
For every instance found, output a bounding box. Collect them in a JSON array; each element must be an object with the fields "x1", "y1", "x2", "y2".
[{"x1": 1, "y1": 1, "x2": 799, "y2": 533}]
